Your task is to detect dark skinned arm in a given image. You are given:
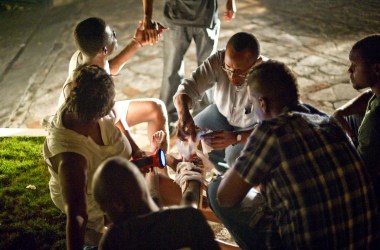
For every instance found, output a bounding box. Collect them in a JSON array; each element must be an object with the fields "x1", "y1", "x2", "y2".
[{"x1": 57, "y1": 152, "x2": 88, "y2": 250}]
